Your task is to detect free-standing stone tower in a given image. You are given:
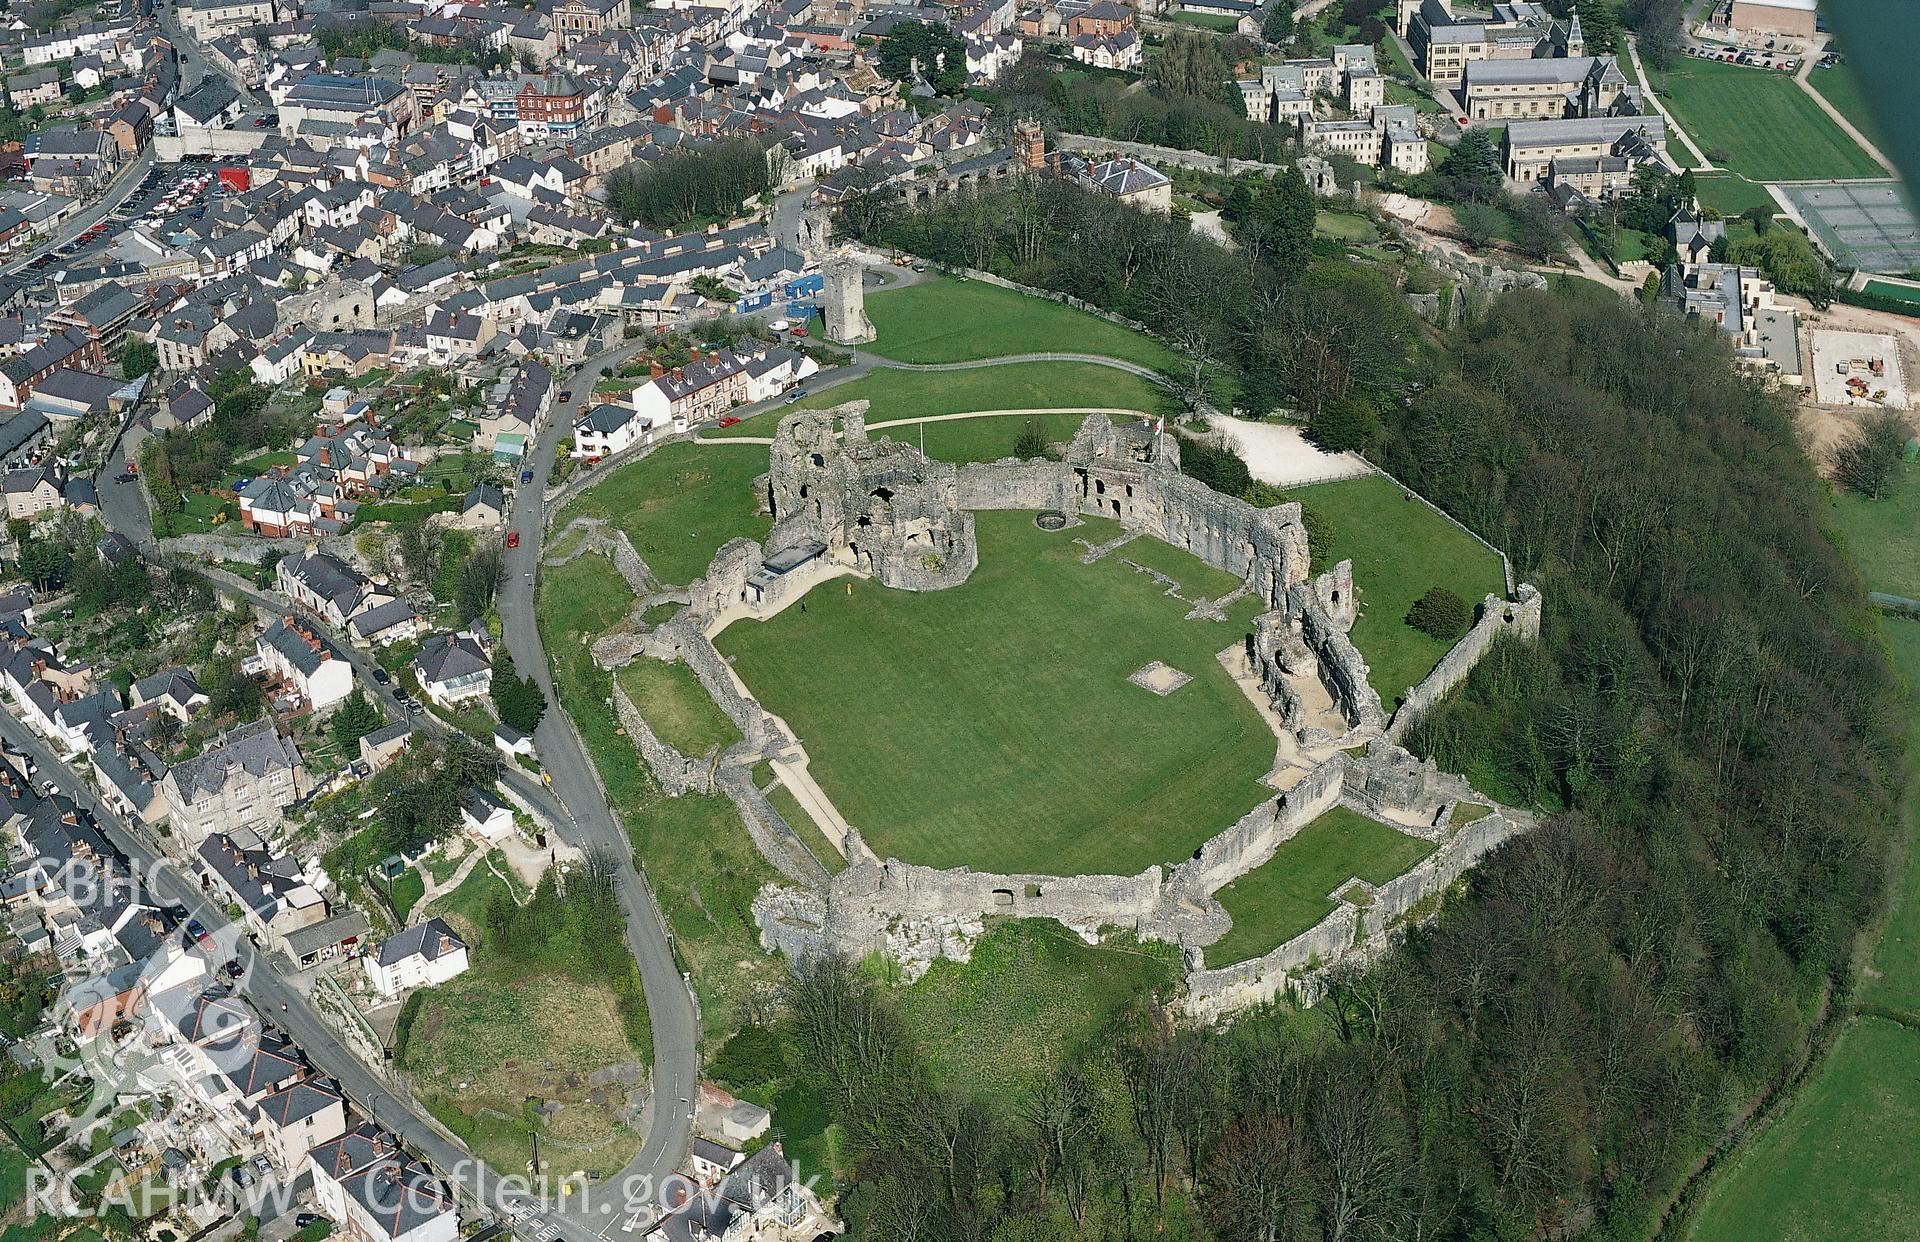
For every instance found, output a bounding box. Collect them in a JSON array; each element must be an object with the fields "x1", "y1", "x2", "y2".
[{"x1": 823, "y1": 250, "x2": 875, "y2": 344}]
